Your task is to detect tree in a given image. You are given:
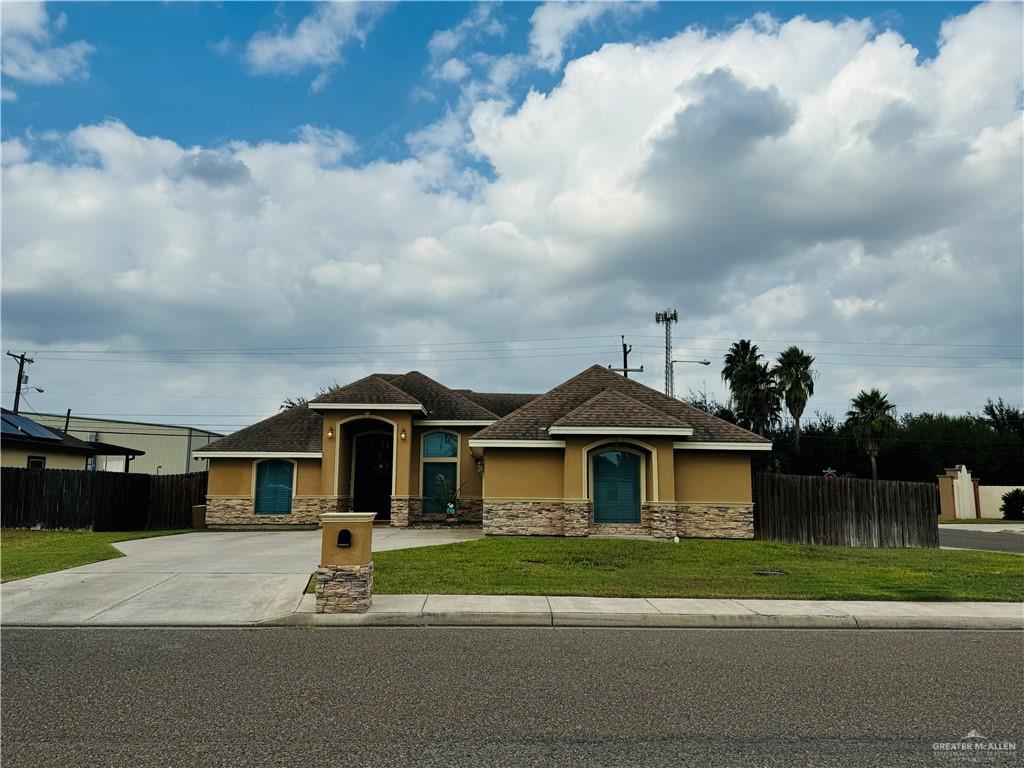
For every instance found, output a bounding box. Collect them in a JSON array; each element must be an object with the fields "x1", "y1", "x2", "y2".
[
  {"x1": 731, "y1": 360, "x2": 782, "y2": 435},
  {"x1": 981, "y1": 398, "x2": 1024, "y2": 438},
  {"x1": 722, "y1": 339, "x2": 761, "y2": 386},
  {"x1": 679, "y1": 389, "x2": 737, "y2": 423},
  {"x1": 773, "y1": 346, "x2": 816, "y2": 448},
  {"x1": 845, "y1": 389, "x2": 897, "y2": 481},
  {"x1": 280, "y1": 382, "x2": 342, "y2": 410}
]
